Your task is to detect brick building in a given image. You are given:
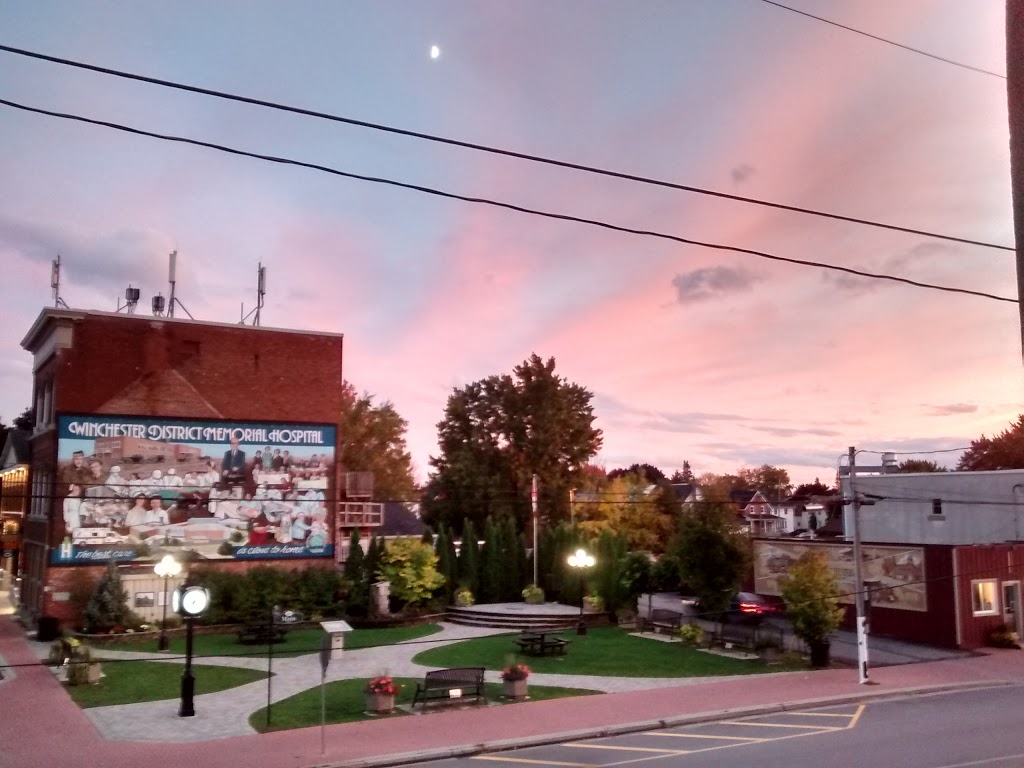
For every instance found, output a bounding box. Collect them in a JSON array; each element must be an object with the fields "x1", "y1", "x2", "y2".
[{"x1": 18, "y1": 307, "x2": 354, "y2": 629}]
